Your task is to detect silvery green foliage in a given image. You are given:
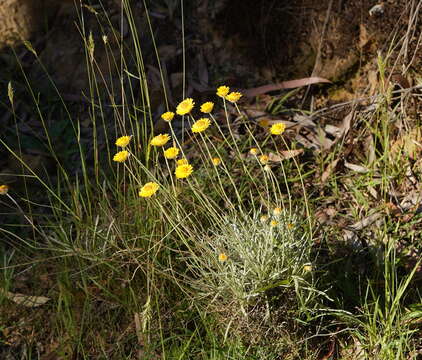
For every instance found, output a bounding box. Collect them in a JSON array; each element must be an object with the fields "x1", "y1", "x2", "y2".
[{"x1": 187, "y1": 210, "x2": 313, "y2": 306}]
